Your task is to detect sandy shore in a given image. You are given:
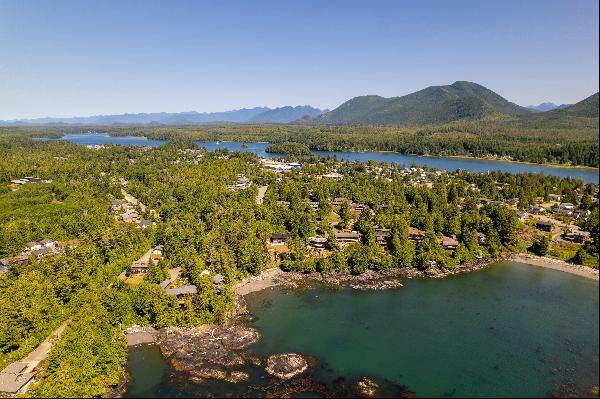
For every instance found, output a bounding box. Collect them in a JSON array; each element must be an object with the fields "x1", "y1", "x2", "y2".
[
  {"x1": 234, "y1": 268, "x2": 285, "y2": 296},
  {"x1": 509, "y1": 253, "x2": 599, "y2": 281}
]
